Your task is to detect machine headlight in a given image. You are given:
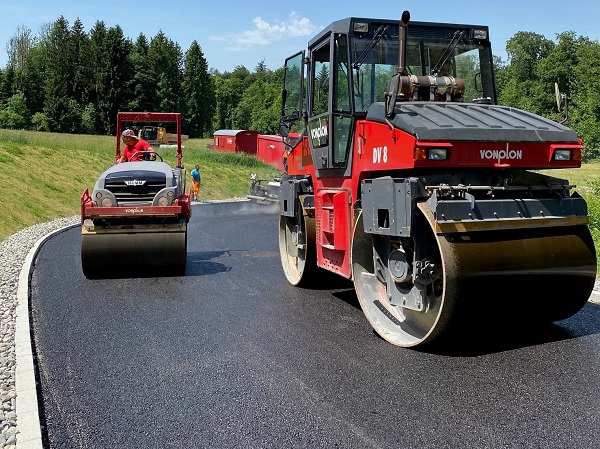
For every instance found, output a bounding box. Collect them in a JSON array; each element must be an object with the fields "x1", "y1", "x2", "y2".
[
  {"x1": 415, "y1": 147, "x2": 449, "y2": 161},
  {"x1": 353, "y1": 22, "x2": 369, "y2": 33},
  {"x1": 553, "y1": 149, "x2": 572, "y2": 161},
  {"x1": 157, "y1": 196, "x2": 170, "y2": 206},
  {"x1": 428, "y1": 148, "x2": 448, "y2": 160},
  {"x1": 101, "y1": 197, "x2": 113, "y2": 207},
  {"x1": 473, "y1": 29, "x2": 488, "y2": 40}
]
